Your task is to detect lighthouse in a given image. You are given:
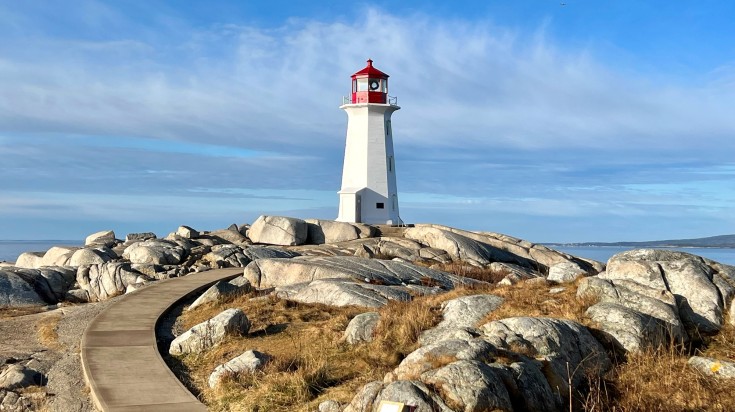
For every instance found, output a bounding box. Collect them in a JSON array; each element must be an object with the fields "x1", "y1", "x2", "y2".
[{"x1": 336, "y1": 59, "x2": 402, "y2": 225}]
